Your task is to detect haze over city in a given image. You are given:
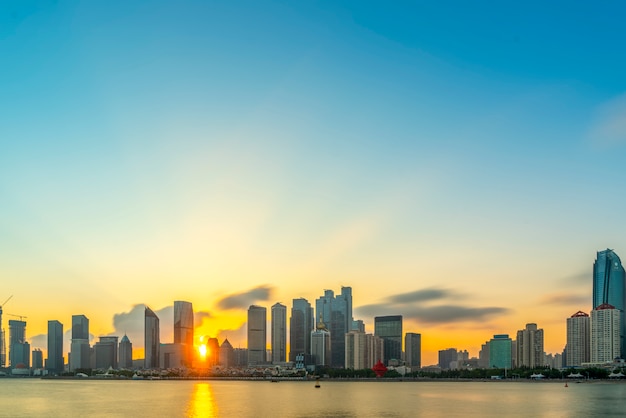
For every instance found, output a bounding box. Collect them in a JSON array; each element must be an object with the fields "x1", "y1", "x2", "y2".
[{"x1": 2, "y1": 1, "x2": 626, "y2": 366}]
